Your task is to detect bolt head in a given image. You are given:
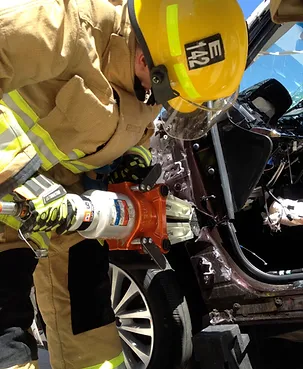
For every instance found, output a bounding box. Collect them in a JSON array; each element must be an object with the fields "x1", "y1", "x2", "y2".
[
  {"x1": 275, "y1": 297, "x2": 283, "y2": 307},
  {"x1": 203, "y1": 275, "x2": 211, "y2": 285},
  {"x1": 208, "y1": 167, "x2": 215, "y2": 175},
  {"x1": 233, "y1": 303, "x2": 241, "y2": 311},
  {"x1": 152, "y1": 76, "x2": 160, "y2": 84},
  {"x1": 174, "y1": 183, "x2": 182, "y2": 192}
]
